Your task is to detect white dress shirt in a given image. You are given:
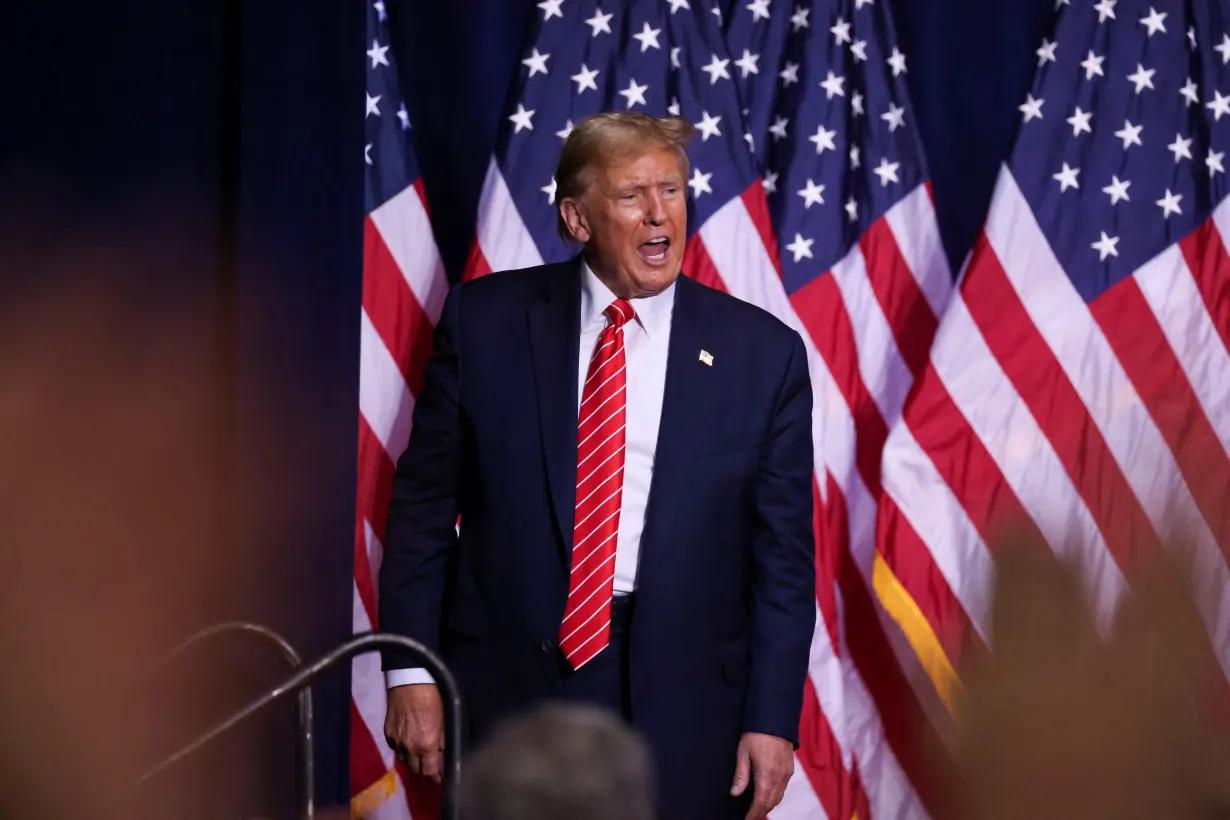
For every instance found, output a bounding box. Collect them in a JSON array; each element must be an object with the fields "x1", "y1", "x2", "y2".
[{"x1": 386, "y1": 259, "x2": 673, "y2": 688}]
